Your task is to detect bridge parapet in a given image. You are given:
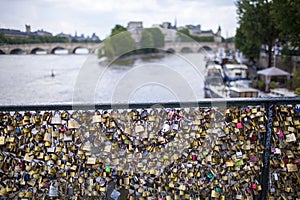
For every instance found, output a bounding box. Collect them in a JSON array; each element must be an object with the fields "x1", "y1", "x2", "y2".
[
  {"x1": 164, "y1": 41, "x2": 235, "y2": 53},
  {"x1": 0, "y1": 97, "x2": 299, "y2": 199},
  {"x1": 0, "y1": 42, "x2": 101, "y2": 54}
]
